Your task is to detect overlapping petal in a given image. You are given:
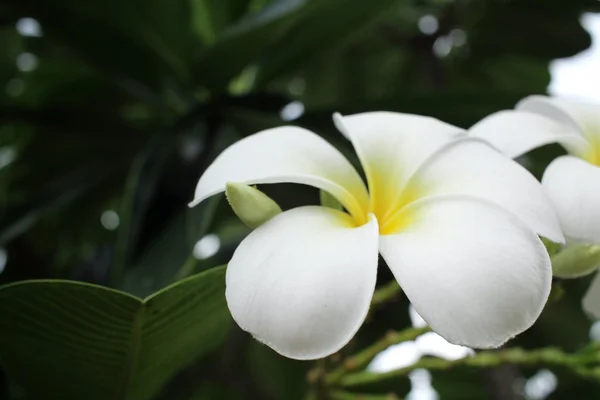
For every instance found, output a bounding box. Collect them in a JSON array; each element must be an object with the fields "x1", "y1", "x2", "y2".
[
  {"x1": 517, "y1": 96, "x2": 600, "y2": 163},
  {"x1": 469, "y1": 110, "x2": 587, "y2": 159},
  {"x1": 379, "y1": 196, "x2": 551, "y2": 348},
  {"x1": 396, "y1": 138, "x2": 564, "y2": 242},
  {"x1": 542, "y1": 156, "x2": 600, "y2": 244},
  {"x1": 189, "y1": 126, "x2": 370, "y2": 223},
  {"x1": 333, "y1": 112, "x2": 462, "y2": 219},
  {"x1": 517, "y1": 96, "x2": 600, "y2": 138},
  {"x1": 516, "y1": 96, "x2": 588, "y2": 135},
  {"x1": 225, "y1": 206, "x2": 379, "y2": 360}
]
